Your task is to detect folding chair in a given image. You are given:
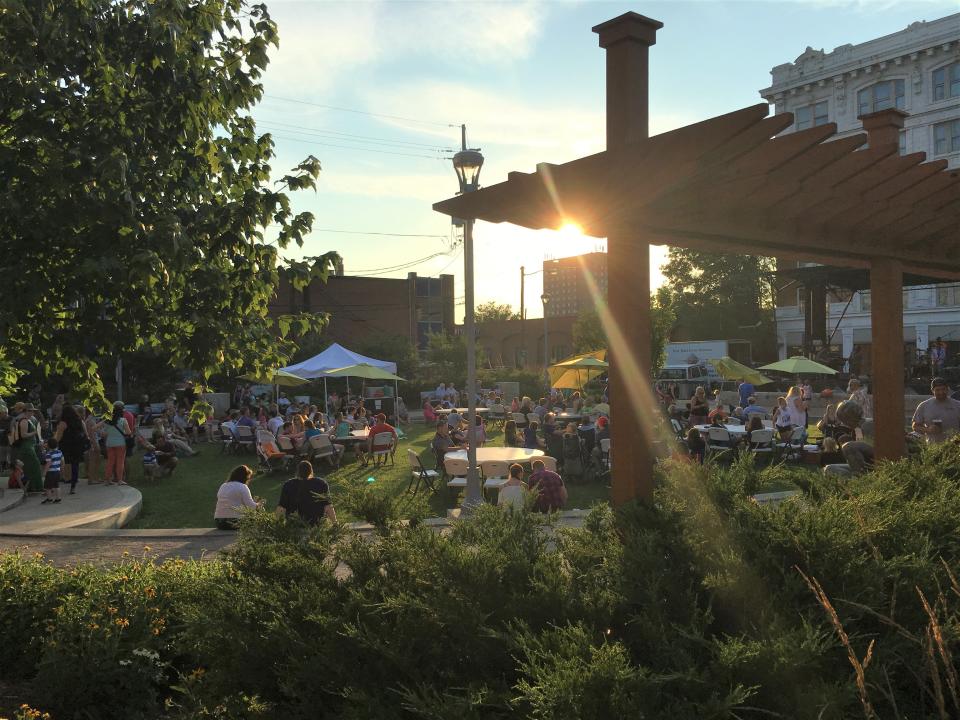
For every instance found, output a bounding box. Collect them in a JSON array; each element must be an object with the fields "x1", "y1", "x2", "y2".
[
  {"x1": 407, "y1": 449, "x2": 439, "y2": 494},
  {"x1": 488, "y1": 403, "x2": 506, "y2": 428},
  {"x1": 598, "y1": 439, "x2": 611, "y2": 471},
  {"x1": 748, "y1": 429, "x2": 775, "y2": 461},
  {"x1": 276, "y1": 434, "x2": 298, "y2": 456},
  {"x1": 706, "y1": 427, "x2": 734, "y2": 460},
  {"x1": 234, "y1": 425, "x2": 255, "y2": 453},
  {"x1": 309, "y1": 434, "x2": 341, "y2": 469},
  {"x1": 443, "y1": 457, "x2": 469, "y2": 492},
  {"x1": 370, "y1": 432, "x2": 396, "y2": 467},
  {"x1": 670, "y1": 419, "x2": 685, "y2": 440},
  {"x1": 219, "y1": 424, "x2": 237, "y2": 454},
  {"x1": 526, "y1": 413, "x2": 540, "y2": 427},
  {"x1": 257, "y1": 439, "x2": 292, "y2": 472},
  {"x1": 480, "y1": 459, "x2": 510, "y2": 498},
  {"x1": 511, "y1": 412, "x2": 528, "y2": 428}
]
